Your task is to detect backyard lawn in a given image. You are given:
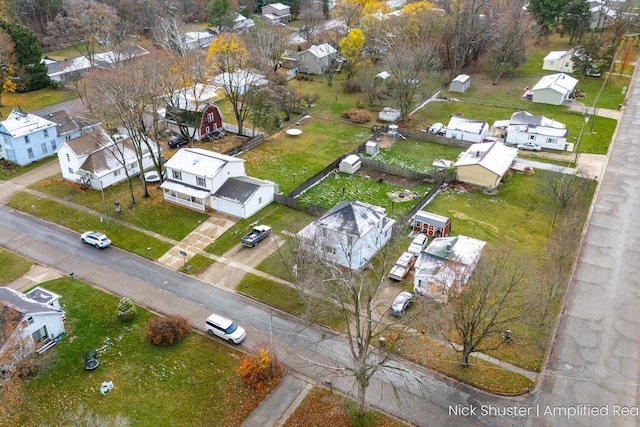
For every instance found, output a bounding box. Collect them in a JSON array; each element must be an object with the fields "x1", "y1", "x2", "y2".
[
  {"x1": 0, "y1": 88, "x2": 79, "y2": 118},
  {"x1": 18, "y1": 277, "x2": 273, "y2": 426}
]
